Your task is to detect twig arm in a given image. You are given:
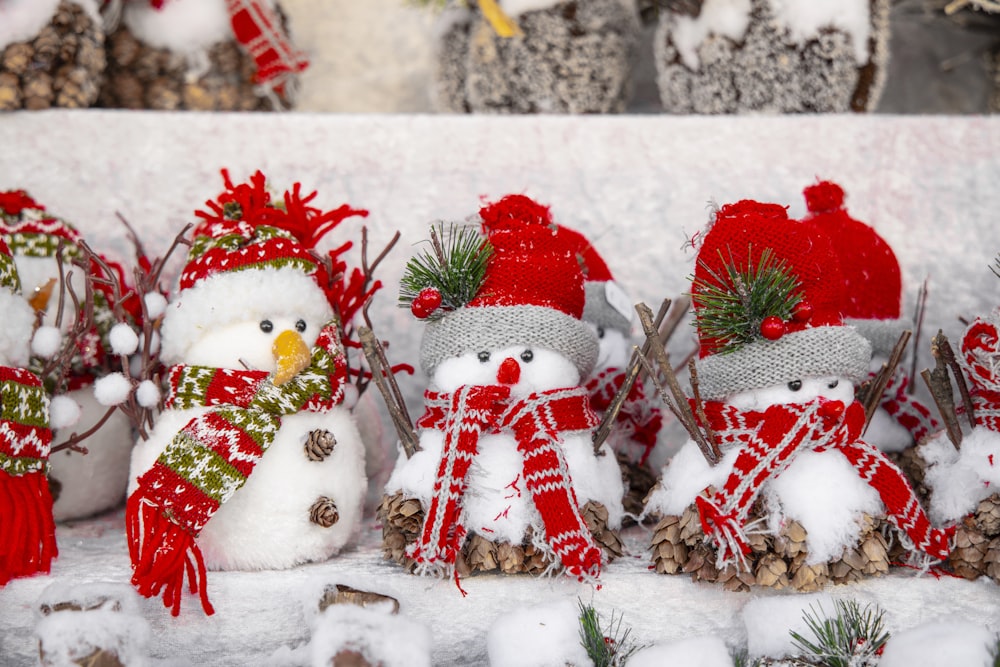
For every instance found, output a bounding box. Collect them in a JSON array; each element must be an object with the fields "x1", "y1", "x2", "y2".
[{"x1": 358, "y1": 325, "x2": 420, "y2": 458}]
